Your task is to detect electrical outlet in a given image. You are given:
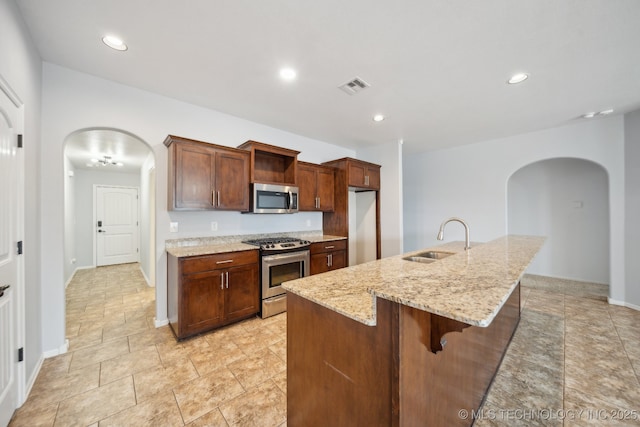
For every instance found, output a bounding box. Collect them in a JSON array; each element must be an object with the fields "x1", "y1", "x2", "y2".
[
  {"x1": 71, "y1": 258, "x2": 76, "y2": 264},
  {"x1": 306, "y1": 219, "x2": 311, "y2": 227},
  {"x1": 211, "y1": 221, "x2": 218, "y2": 231},
  {"x1": 170, "y1": 222, "x2": 179, "y2": 232}
]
